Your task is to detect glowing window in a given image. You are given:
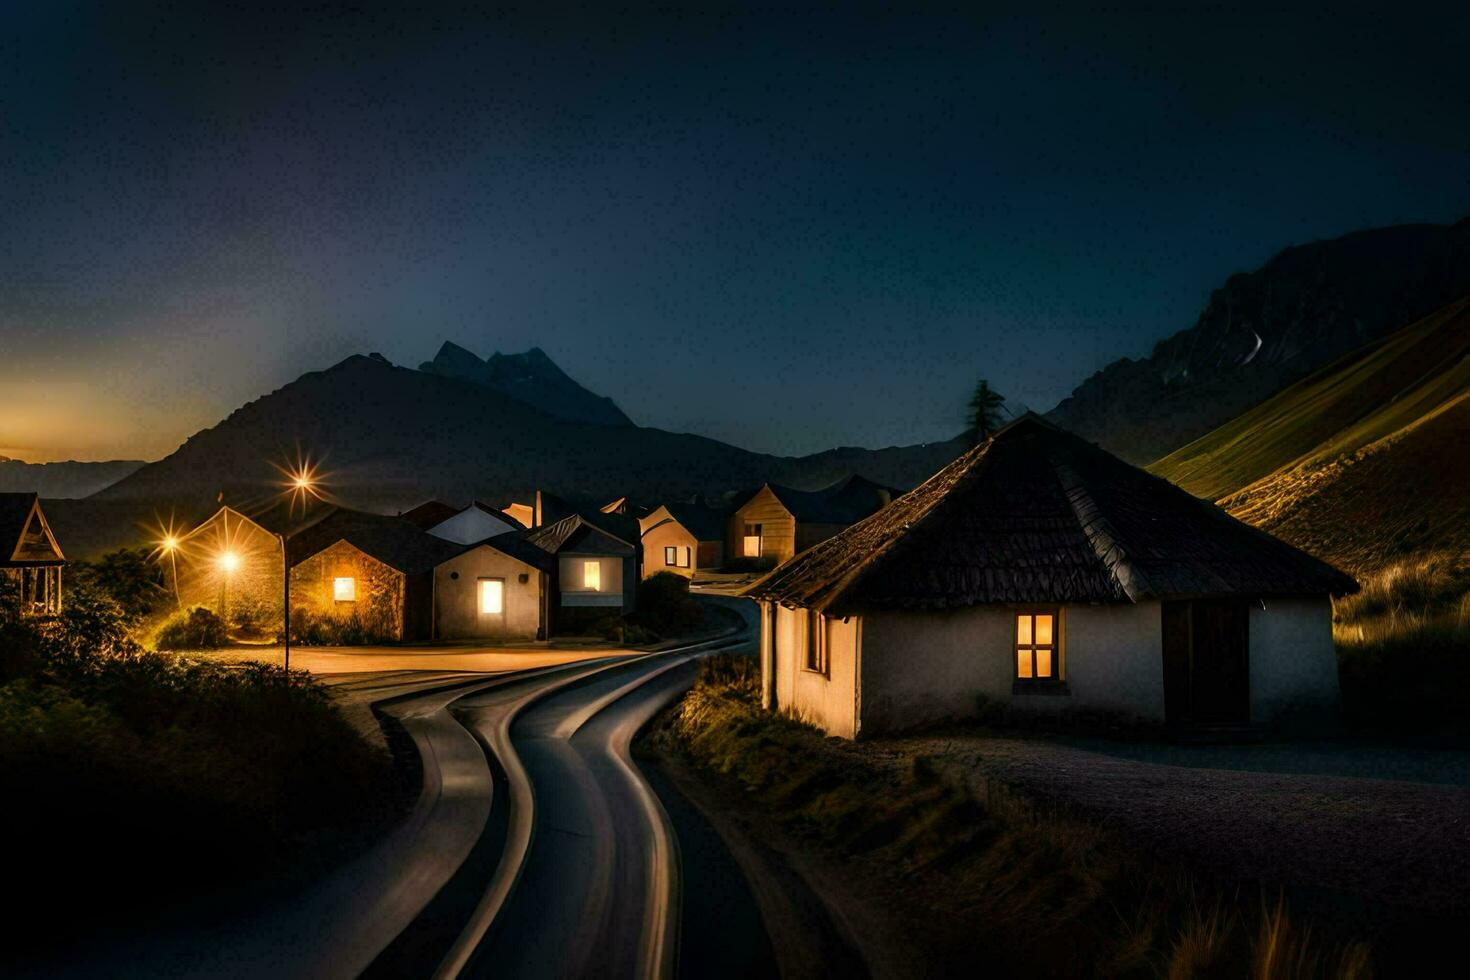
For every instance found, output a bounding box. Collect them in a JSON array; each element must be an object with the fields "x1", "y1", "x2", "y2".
[
  {"x1": 333, "y1": 577, "x2": 356, "y2": 602},
  {"x1": 664, "y1": 546, "x2": 677, "y2": 565},
  {"x1": 479, "y1": 579, "x2": 504, "y2": 615},
  {"x1": 583, "y1": 560, "x2": 601, "y2": 591},
  {"x1": 742, "y1": 523, "x2": 762, "y2": 559},
  {"x1": 1015, "y1": 610, "x2": 1059, "y2": 681}
]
